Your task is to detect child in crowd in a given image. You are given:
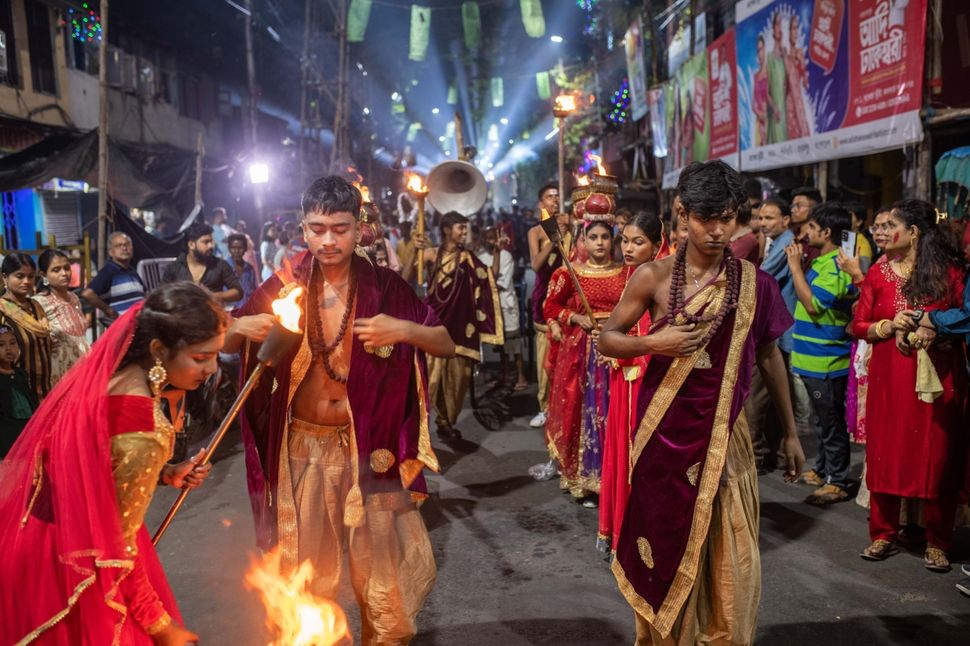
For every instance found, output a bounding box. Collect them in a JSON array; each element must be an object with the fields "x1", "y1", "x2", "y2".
[{"x1": 0, "y1": 326, "x2": 37, "y2": 458}]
